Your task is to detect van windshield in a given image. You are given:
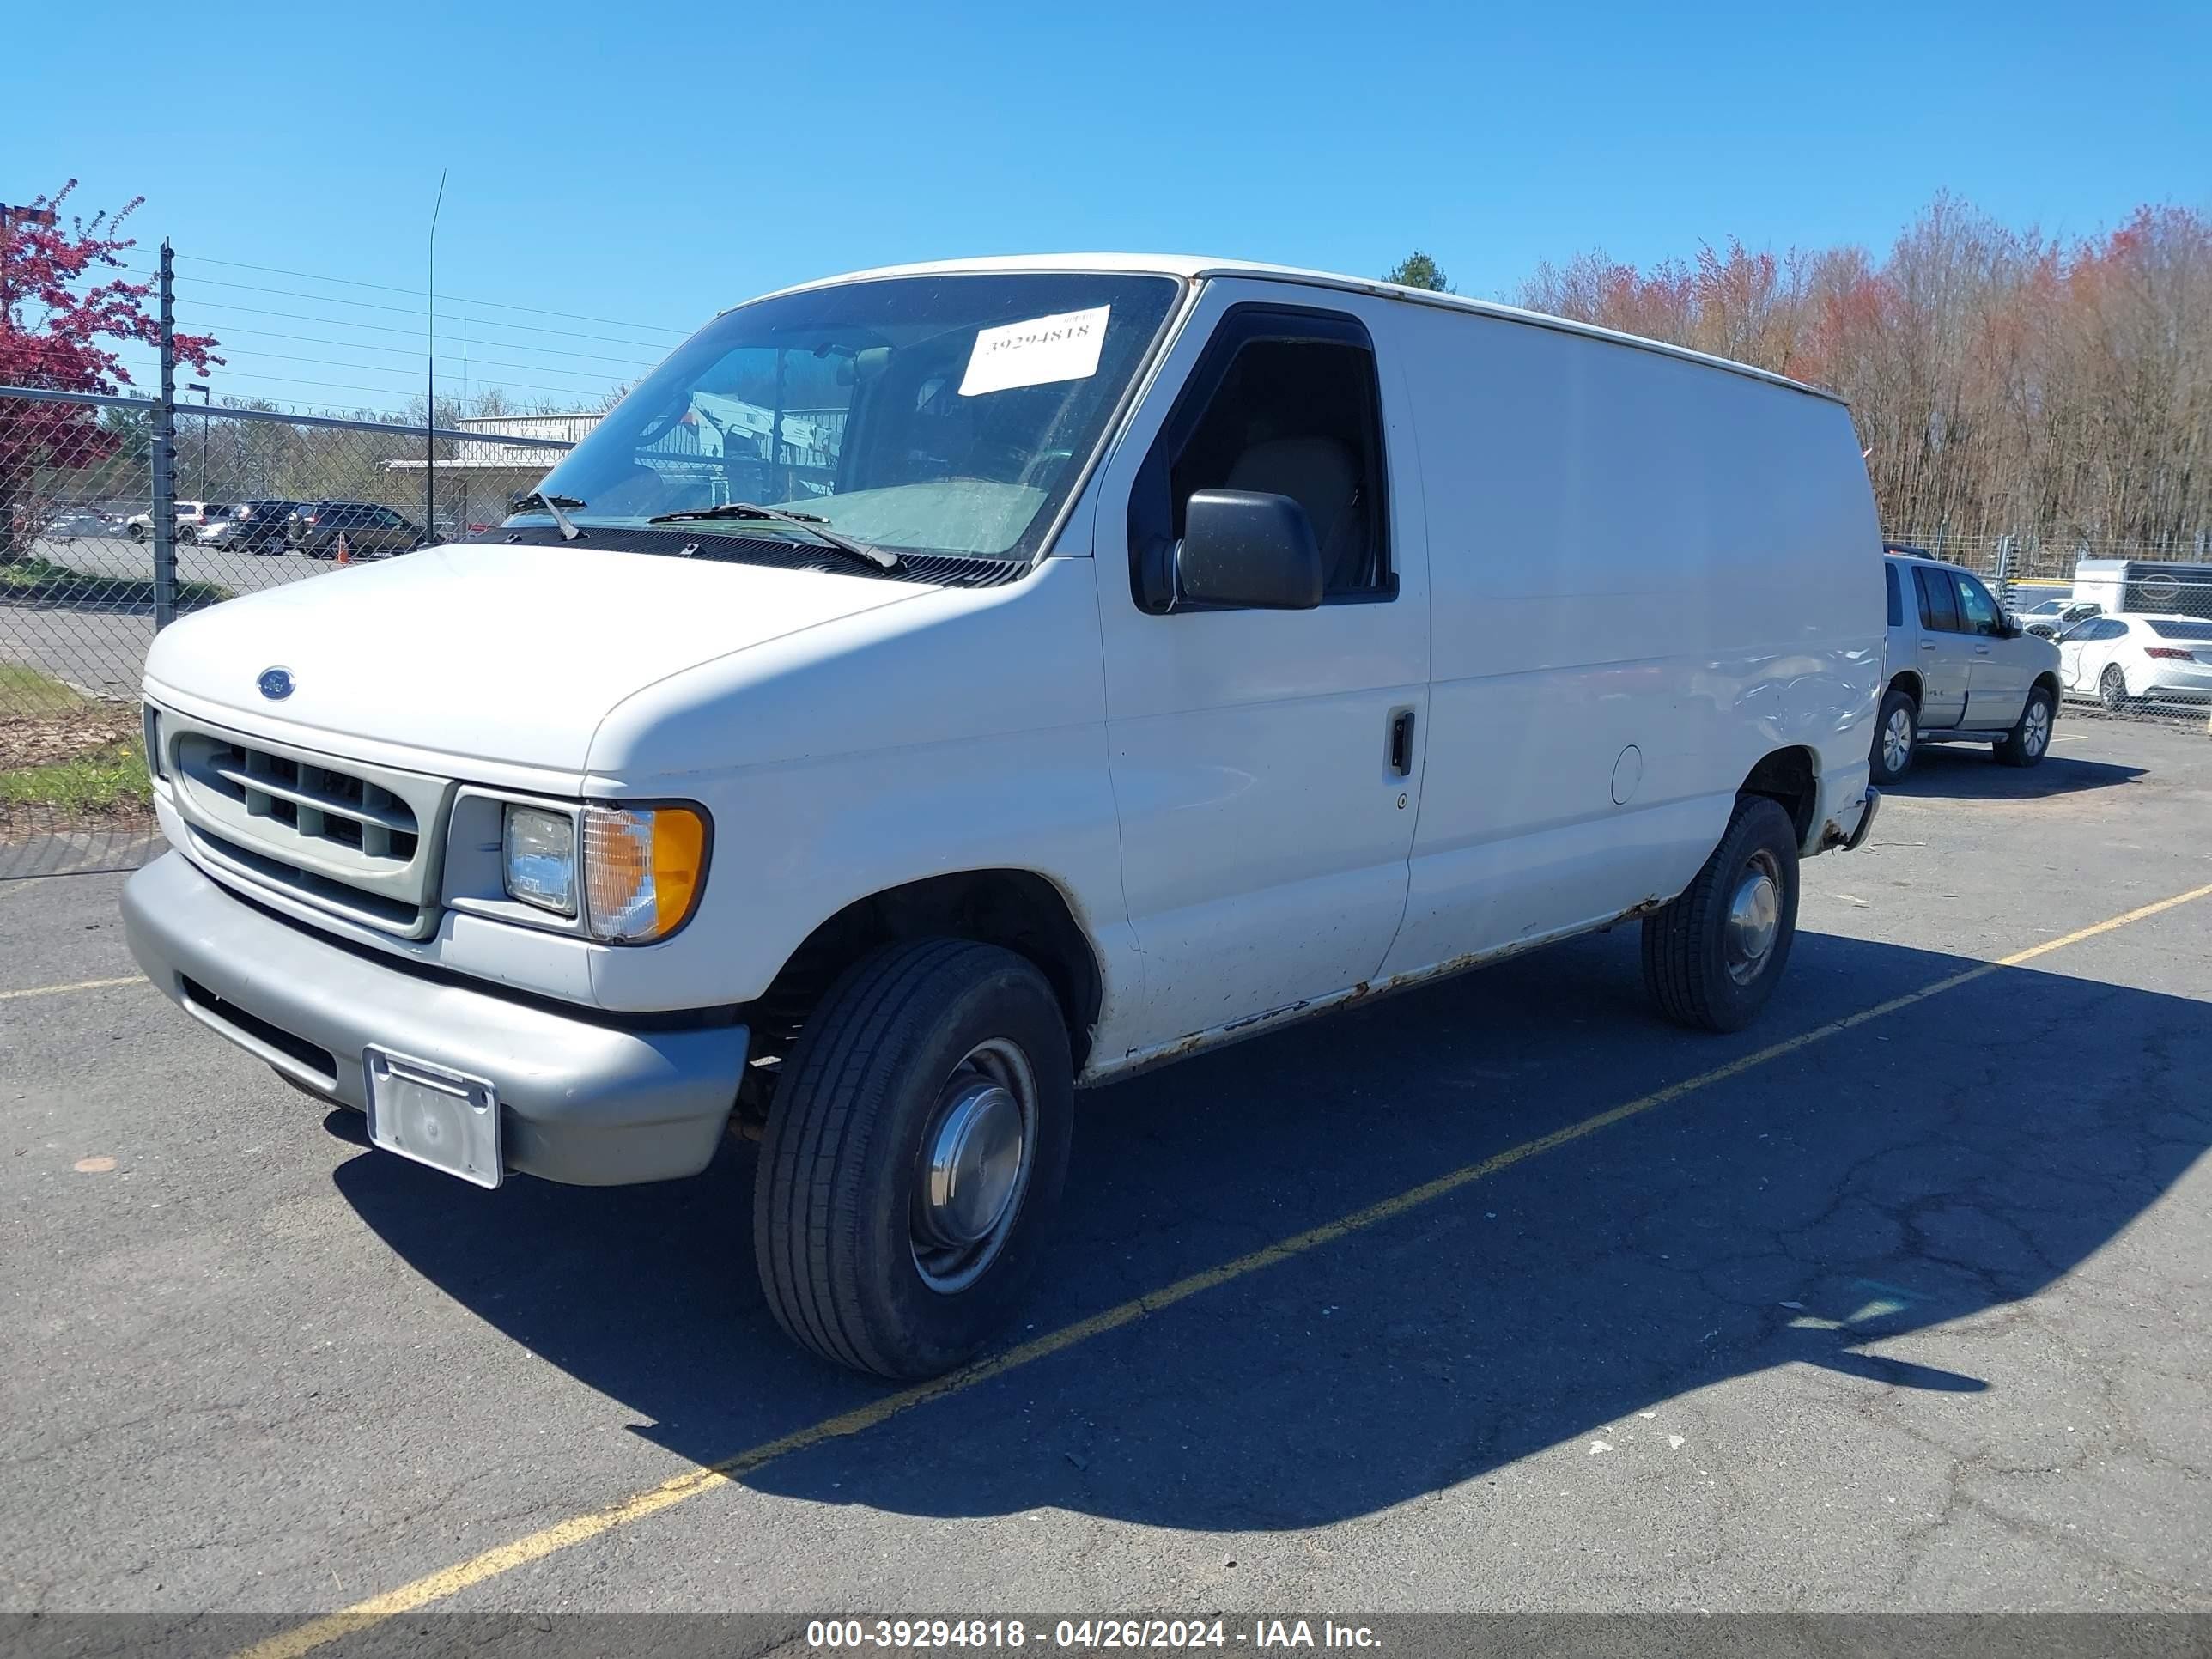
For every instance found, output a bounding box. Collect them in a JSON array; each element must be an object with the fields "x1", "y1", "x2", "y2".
[{"x1": 514, "y1": 272, "x2": 1182, "y2": 562}]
